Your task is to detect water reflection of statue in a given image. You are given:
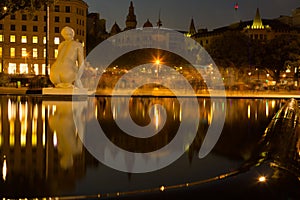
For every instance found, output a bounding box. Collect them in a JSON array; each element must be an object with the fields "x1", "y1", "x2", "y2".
[
  {"x1": 50, "y1": 26, "x2": 85, "y2": 88},
  {"x1": 48, "y1": 101, "x2": 83, "y2": 169}
]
